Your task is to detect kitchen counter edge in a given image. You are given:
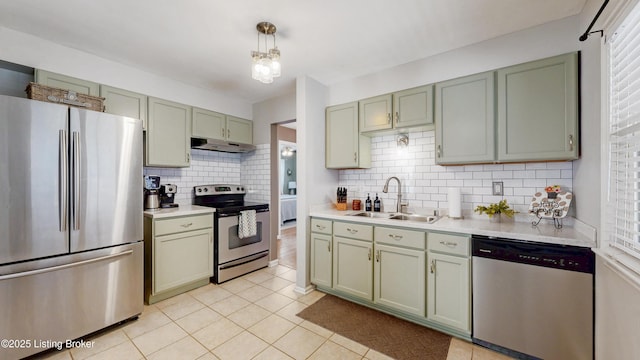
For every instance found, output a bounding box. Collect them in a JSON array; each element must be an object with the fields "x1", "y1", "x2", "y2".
[
  {"x1": 144, "y1": 204, "x2": 215, "y2": 219},
  {"x1": 309, "y1": 209, "x2": 596, "y2": 248}
]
